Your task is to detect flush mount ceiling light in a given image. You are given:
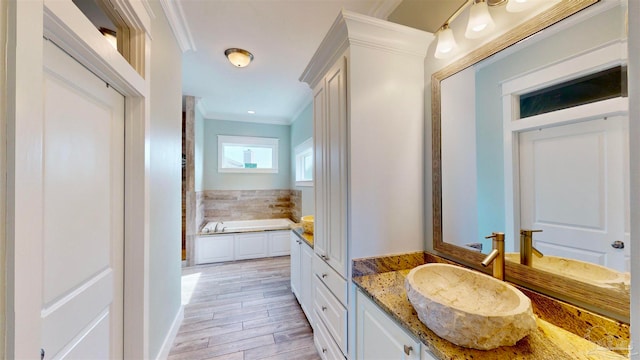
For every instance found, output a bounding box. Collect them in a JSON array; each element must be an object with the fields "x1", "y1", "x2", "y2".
[
  {"x1": 224, "y1": 48, "x2": 254, "y2": 68},
  {"x1": 465, "y1": 0, "x2": 495, "y2": 39}
]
